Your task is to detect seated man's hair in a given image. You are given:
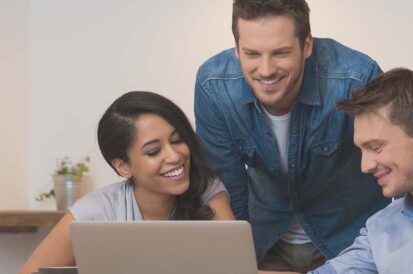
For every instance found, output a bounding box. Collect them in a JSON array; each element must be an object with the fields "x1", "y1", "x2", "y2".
[{"x1": 337, "y1": 67, "x2": 413, "y2": 136}]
